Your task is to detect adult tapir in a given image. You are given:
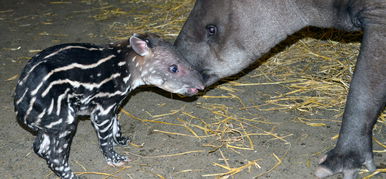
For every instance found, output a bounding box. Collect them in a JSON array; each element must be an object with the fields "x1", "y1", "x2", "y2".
[{"x1": 175, "y1": 0, "x2": 386, "y2": 178}]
